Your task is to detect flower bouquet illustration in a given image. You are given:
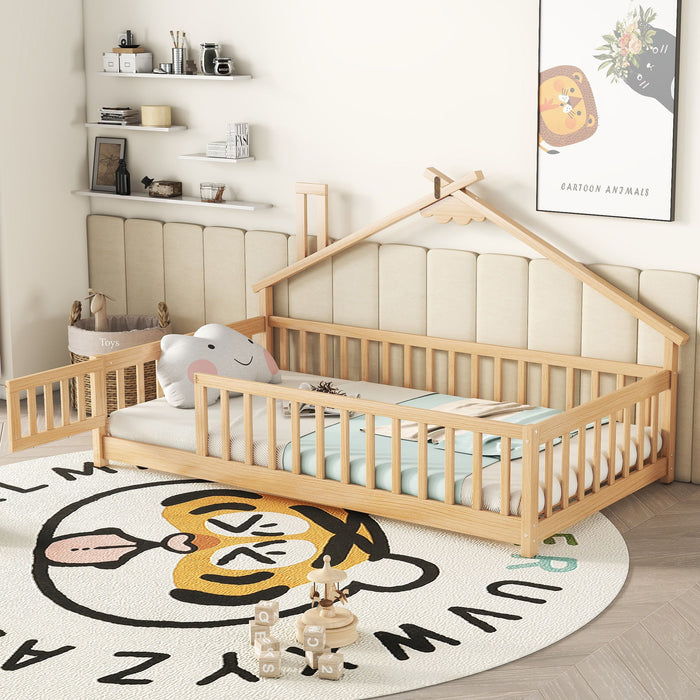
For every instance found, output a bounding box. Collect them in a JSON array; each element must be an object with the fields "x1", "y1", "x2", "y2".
[{"x1": 594, "y1": 5, "x2": 676, "y2": 112}]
